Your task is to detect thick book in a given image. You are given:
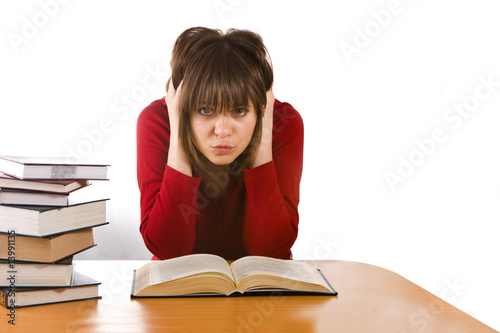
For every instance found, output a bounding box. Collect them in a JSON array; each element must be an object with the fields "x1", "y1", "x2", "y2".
[
  {"x1": 131, "y1": 254, "x2": 338, "y2": 297},
  {"x1": 0, "y1": 228, "x2": 96, "y2": 263},
  {"x1": 0, "y1": 156, "x2": 109, "y2": 180},
  {"x1": 0, "y1": 260, "x2": 73, "y2": 287},
  {"x1": 0, "y1": 199, "x2": 108, "y2": 237},
  {"x1": 0, "y1": 271, "x2": 100, "y2": 308},
  {"x1": 0, "y1": 188, "x2": 69, "y2": 206},
  {"x1": 0, "y1": 173, "x2": 90, "y2": 194}
]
